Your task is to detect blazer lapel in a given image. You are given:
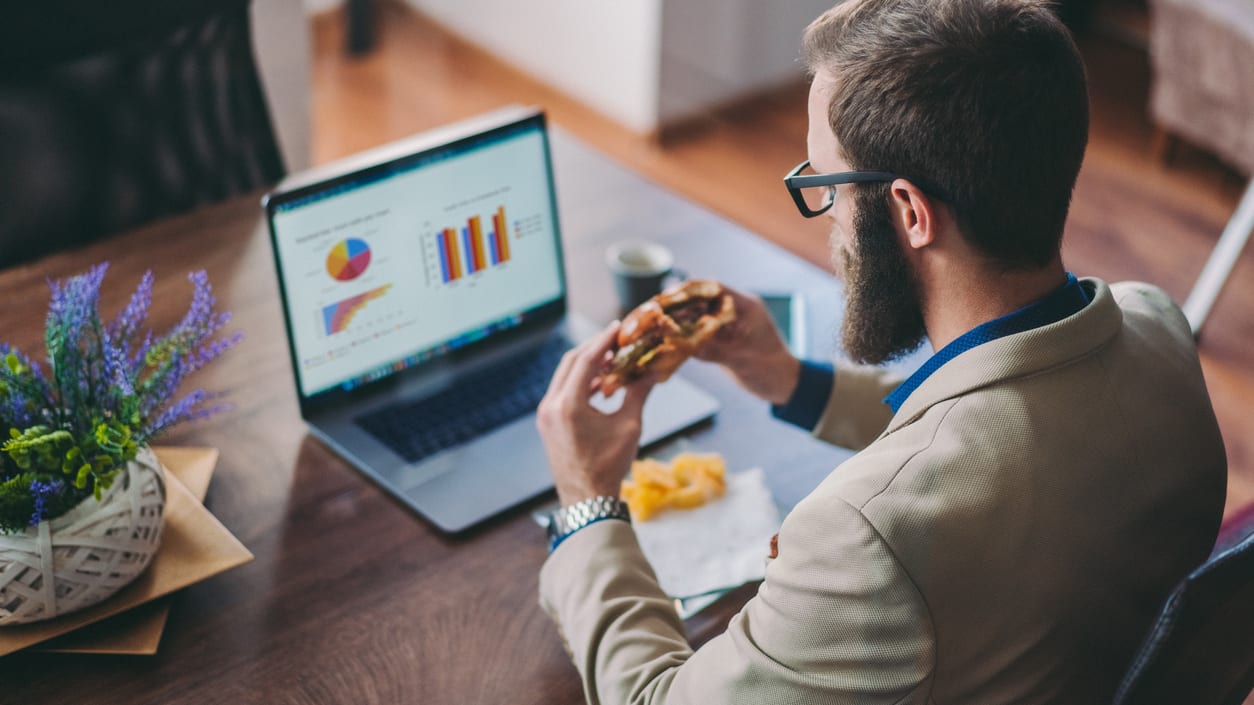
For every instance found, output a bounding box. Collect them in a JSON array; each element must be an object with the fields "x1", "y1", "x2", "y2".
[{"x1": 881, "y1": 278, "x2": 1123, "y2": 436}]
